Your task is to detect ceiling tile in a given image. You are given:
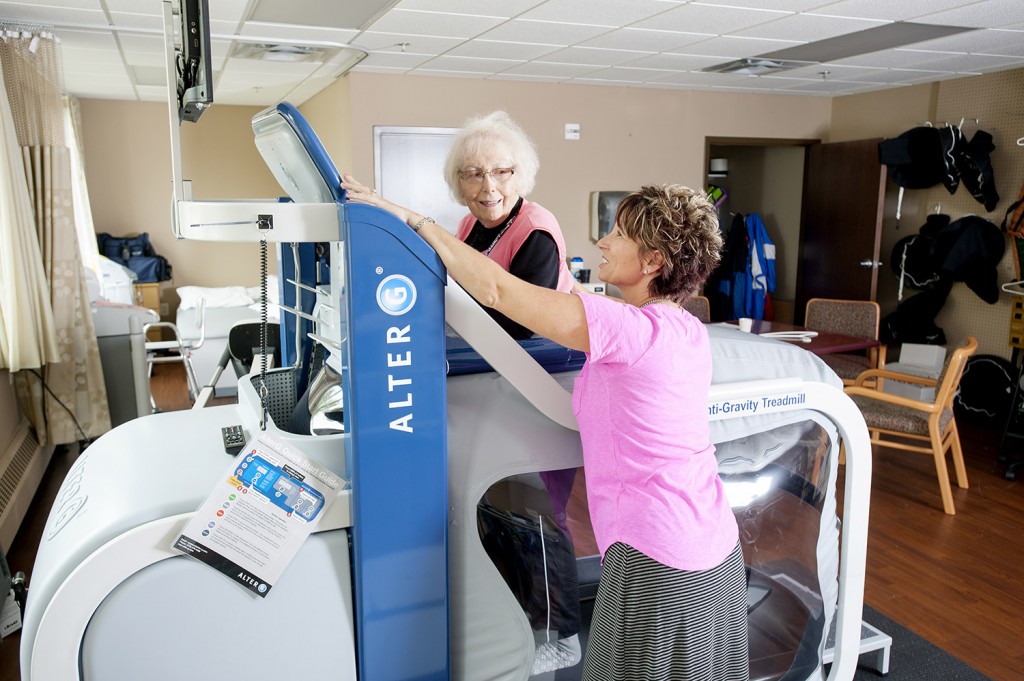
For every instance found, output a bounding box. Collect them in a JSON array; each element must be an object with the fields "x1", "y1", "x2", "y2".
[
  {"x1": 500, "y1": 60, "x2": 603, "y2": 78},
  {"x1": 620, "y1": 52, "x2": 729, "y2": 71},
  {"x1": 671, "y1": 35, "x2": 803, "y2": 58},
  {"x1": 0, "y1": 2, "x2": 104, "y2": 25},
  {"x1": 897, "y1": 50, "x2": 1024, "y2": 73},
  {"x1": 579, "y1": 65, "x2": 678, "y2": 82},
  {"x1": 578, "y1": 28, "x2": 711, "y2": 52},
  {"x1": 366, "y1": 8, "x2": 505, "y2": 38},
  {"x1": 54, "y1": 28, "x2": 118, "y2": 50},
  {"x1": 117, "y1": 34, "x2": 166, "y2": 55},
  {"x1": 238, "y1": 22, "x2": 360, "y2": 45},
  {"x1": 107, "y1": 12, "x2": 162, "y2": 31},
  {"x1": 915, "y1": 0, "x2": 1024, "y2": 28},
  {"x1": 538, "y1": 46, "x2": 651, "y2": 66},
  {"x1": 520, "y1": 0, "x2": 678, "y2": 26},
  {"x1": 395, "y1": 0, "x2": 545, "y2": 14},
  {"x1": 1, "y1": 0, "x2": 1020, "y2": 104},
  {"x1": 419, "y1": 55, "x2": 518, "y2": 74},
  {"x1": 631, "y1": 3, "x2": 791, "y2": 34},
  {"x1": 445, "y1": 39, "x2": 561, "y2": 60},
  {"x1": 808, "y1": 0, "x2": 972, "y2": 22},
  {"x1": 693, "y1": 0, "x2": 830, "y2": 11},
  {"x1": 357, "y1": 51, "x2": 437, "y2": 69},
  {"x1": 251, "y1": 0, "x2": 400, "y2": 31},
  {"x1": 352, "y1": 31, "x2": 463, "y2": 53},
  {"x1": 475, "y1": 18, "x2": 611, "y2": 45},
  {"x1": 60, "y1": 47, "x2": 125, "y2": 67},
  {"x1": 734, "y1": 12, "x2": 886, "y2": 41}
]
